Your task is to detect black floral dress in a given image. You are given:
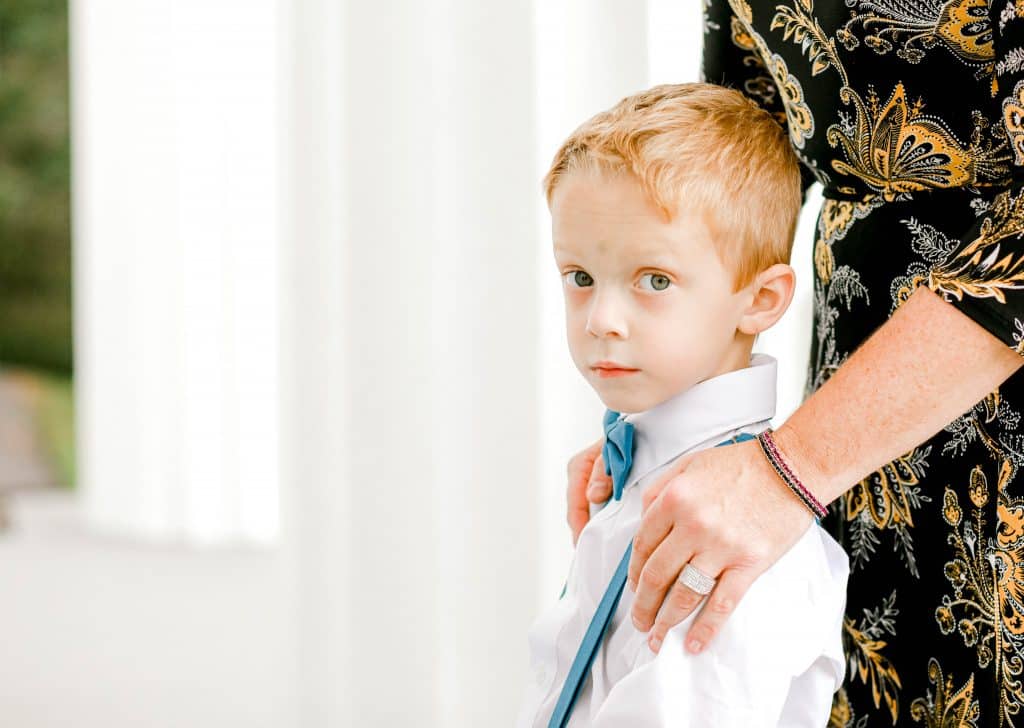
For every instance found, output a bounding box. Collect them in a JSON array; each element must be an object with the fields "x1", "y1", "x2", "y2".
[{"x1": 702, "y1": 1, "x2": 1024, "y2": 725}]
